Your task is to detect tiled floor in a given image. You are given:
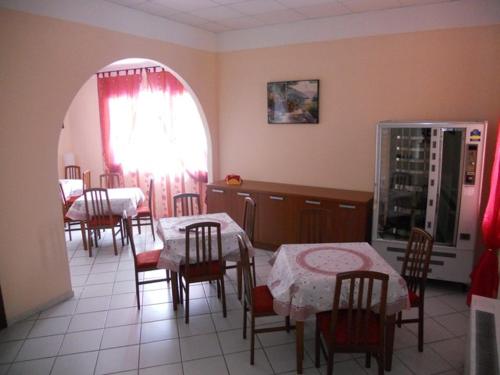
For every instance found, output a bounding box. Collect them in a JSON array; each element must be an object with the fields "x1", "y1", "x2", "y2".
[{"x1": 0, "y1": 227, "x2": 468, "y2": 374}]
